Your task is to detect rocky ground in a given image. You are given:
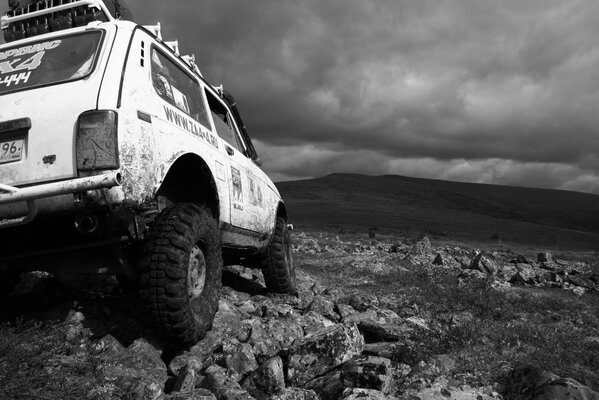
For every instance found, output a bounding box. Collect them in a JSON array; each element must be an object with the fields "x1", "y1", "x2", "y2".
[{"x1": 1, "y1": 231, "x2": 598, "y2": 400}]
